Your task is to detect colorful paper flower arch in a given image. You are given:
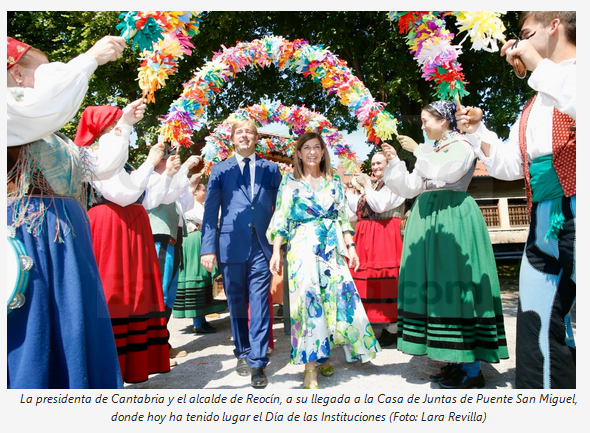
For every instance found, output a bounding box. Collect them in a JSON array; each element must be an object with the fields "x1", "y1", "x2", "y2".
[
  {"x1": 201, "y1": 102, "x2": 358, "y2": 175},
  {"x1": 117, "y1": 11, "x2": 203, "y2": 103},
  {"x1": 387, "y1": 11, "x2": 506, "y2": 101},
  {"x1": 159, "y1": 35, "x2": 399, "y2": 150}
]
